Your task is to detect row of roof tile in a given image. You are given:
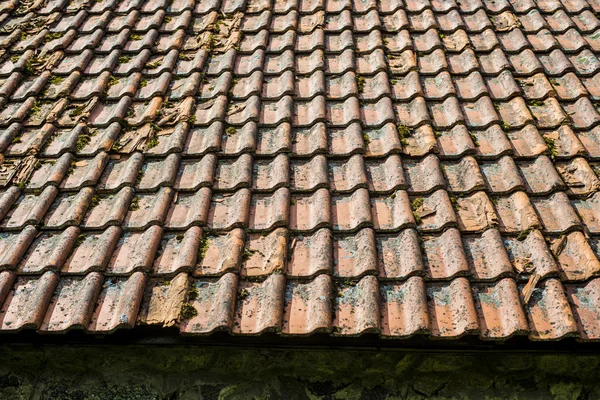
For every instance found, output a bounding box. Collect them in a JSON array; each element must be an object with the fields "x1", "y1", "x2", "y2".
[{"x1": 2, "y1": 269, "x2": 600, "y2": 342}]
